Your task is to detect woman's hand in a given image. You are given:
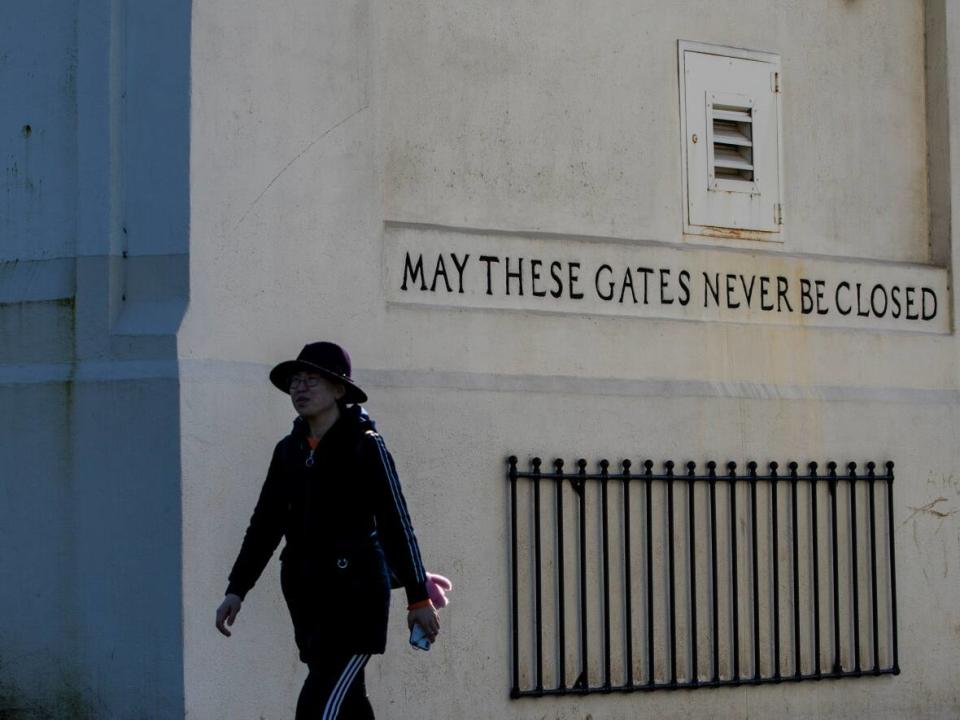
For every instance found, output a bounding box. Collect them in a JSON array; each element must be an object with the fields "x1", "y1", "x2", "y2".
[
  {"x1": 215, "y1": 594, "x2": 243, "y2": 637},
  {"x1": 407, "y1": 602, "x2": 440, "y2": 643}
]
